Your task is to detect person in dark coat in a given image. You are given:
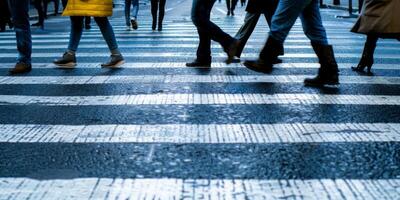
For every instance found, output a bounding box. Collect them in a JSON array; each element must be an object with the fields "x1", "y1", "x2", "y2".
[
  {"x1": 351, "y1": 0, "x2": 400, "y2": 75},
  {"x1": 234, "y1": 0, "x2": 281, "y2": 60},
  {"x1": 0, "y1": 0, "x2": 13, "y2": 32}
]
